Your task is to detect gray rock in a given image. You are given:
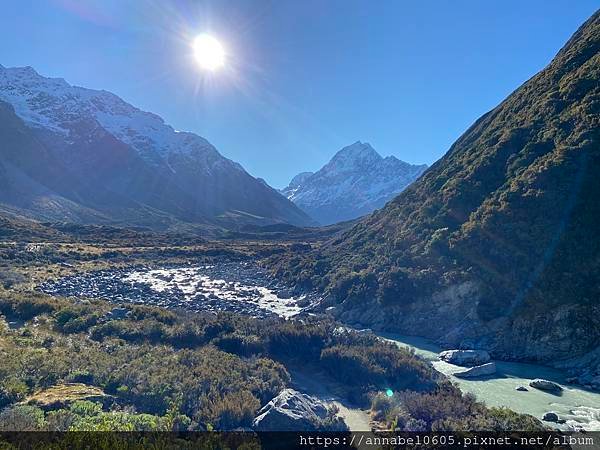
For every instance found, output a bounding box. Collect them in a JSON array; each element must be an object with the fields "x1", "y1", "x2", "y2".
[
  {"x1": 296, "y1": 297, "x2": 311, "y2": 307},
  {"x1": 542, "y1": 412, "x2": 559, "y2": 422},
  {"x1": 276, "y1": 289, "x2": 293, "y2": 299},
  {"x1": 105, "y1": 307, "x2": 130, "y2": 320},
  {"x1": 454, "y1": 362, "x2": 496, "y2": 378},
  {"x1": 529, "y1": 379, "x2": 563, "y2": 392},
  {"x1": 515, "y1": 386, "x2": 528, "y2": 391},
  {"x1": 439, "y1": 349, "x2": 491, "y2": 367},
  {"x1": 252, "y1": 389, "x2": 346, "y2": 431}
]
